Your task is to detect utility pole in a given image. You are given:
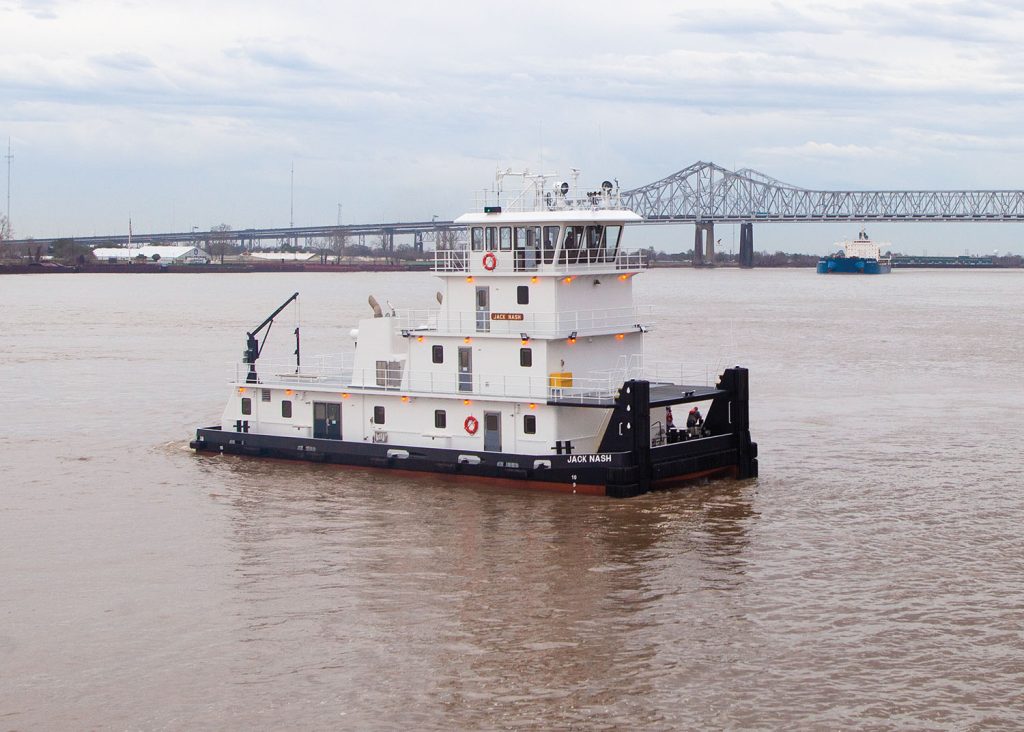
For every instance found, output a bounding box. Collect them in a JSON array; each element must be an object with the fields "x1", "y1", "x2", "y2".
[{"x1": 4, "y1": 138, "x2": 12, "y2": 235}]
